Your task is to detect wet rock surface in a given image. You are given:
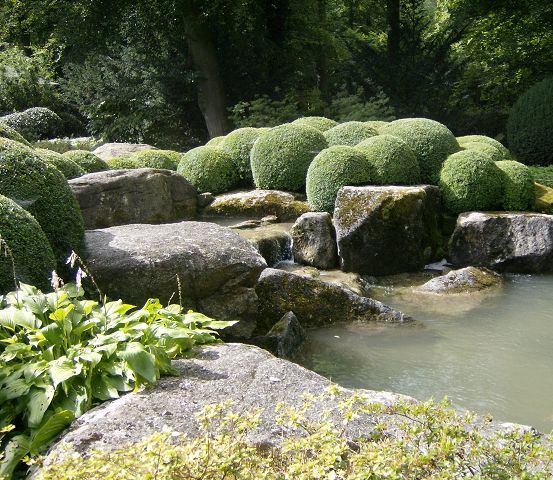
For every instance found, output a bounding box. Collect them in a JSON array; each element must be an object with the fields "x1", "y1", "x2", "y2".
[
  {"x1": 291, "y1": 212, "x2": 338, "y2": 269},
  {"x1": 250, "y1": 312, "x2": 307, "y2": 358},
  {"x1": 236, "y1": 224, "x2": 293, "y2": 267},
  {"x1": 416, "y1": 266, "x2": 503, "y2": 294}
]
